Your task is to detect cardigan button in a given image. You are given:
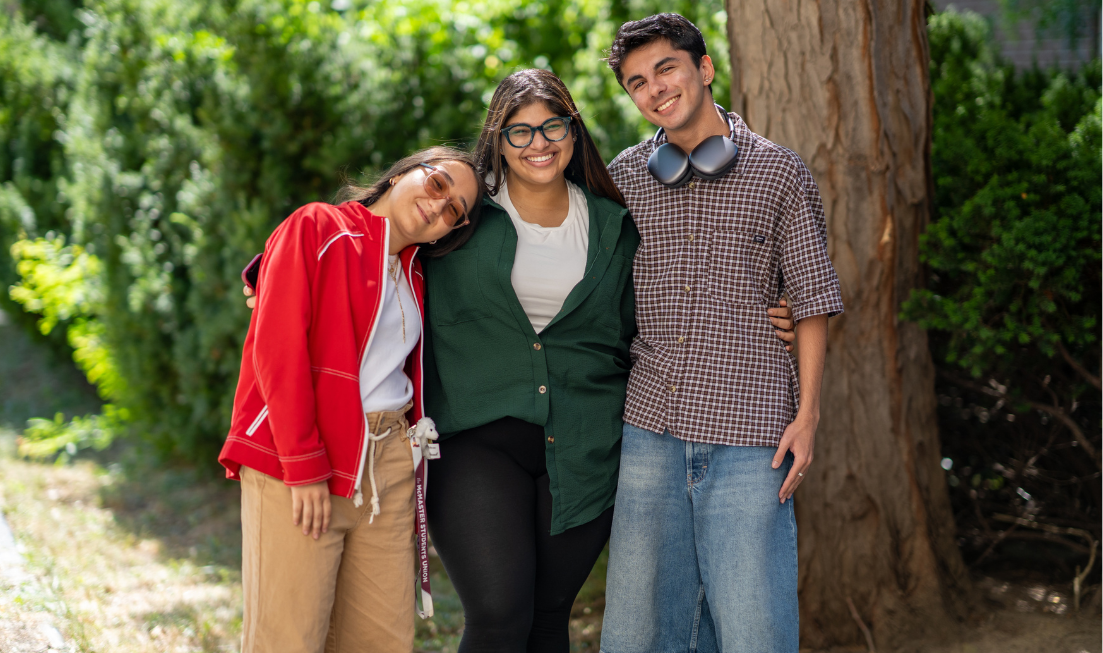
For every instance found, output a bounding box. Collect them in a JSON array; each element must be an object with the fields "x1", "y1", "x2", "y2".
[
  {"x1": 539, "y1": 385, "x2": 547, "y2": 394},
  {"x1": 533, "y1": 343, "x2": 542, "y2": 351},
  {"x1": 547, "y1": 436, "x2": 554, "y2": 443}
]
